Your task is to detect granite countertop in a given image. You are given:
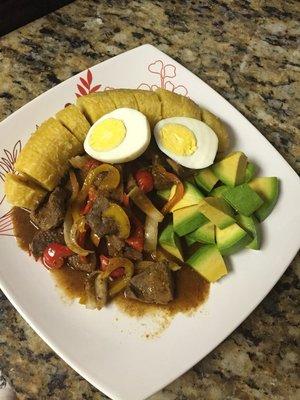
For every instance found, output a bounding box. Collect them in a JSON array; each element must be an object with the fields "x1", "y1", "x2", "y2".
[{"x1": 0, "y1": 0, "x2": 299, "y2": 399}]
